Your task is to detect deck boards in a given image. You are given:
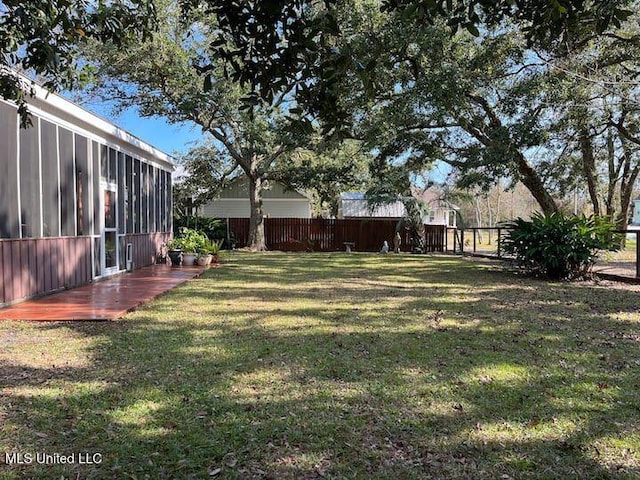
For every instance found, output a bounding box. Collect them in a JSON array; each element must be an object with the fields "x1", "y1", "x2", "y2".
[{"x1": 0, "y1": 265, "x2": 208, "y2": 321}]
